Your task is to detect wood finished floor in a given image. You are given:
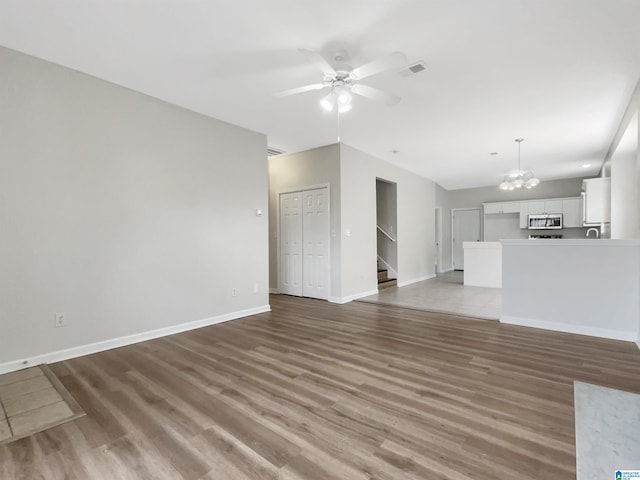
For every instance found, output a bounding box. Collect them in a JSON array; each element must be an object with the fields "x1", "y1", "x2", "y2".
[{"x1": 1, "y1": 294, "x2": 639, "y2": 479}]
